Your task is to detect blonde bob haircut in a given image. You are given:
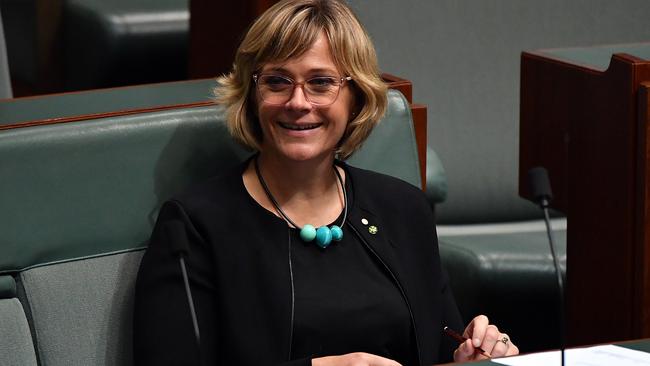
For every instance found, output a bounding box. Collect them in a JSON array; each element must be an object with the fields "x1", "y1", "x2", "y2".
[{"x1": 214, "y1": 0, "x2": 388, "y2": 160}]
